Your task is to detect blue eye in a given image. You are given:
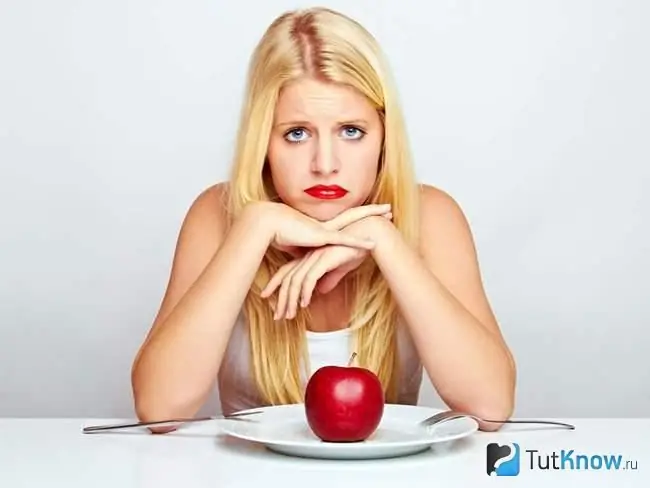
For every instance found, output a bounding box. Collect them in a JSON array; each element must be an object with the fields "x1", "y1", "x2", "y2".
[
  {"x1": 341, "y1": 126, "x2": 365, "y2": 140},
  {"x1": 285, "y1": 128, "x2": 309, "y2": 143},
  {"x1": 283, "y1": 126, "x2": 365, "y2": 143}
]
